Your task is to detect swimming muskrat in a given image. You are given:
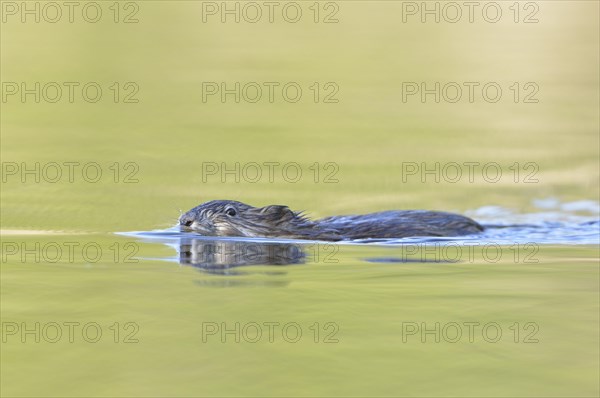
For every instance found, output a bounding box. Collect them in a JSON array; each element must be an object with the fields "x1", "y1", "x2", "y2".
[{"x1": 179, "y1": 200, "x2": 483, "y2": 241}]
